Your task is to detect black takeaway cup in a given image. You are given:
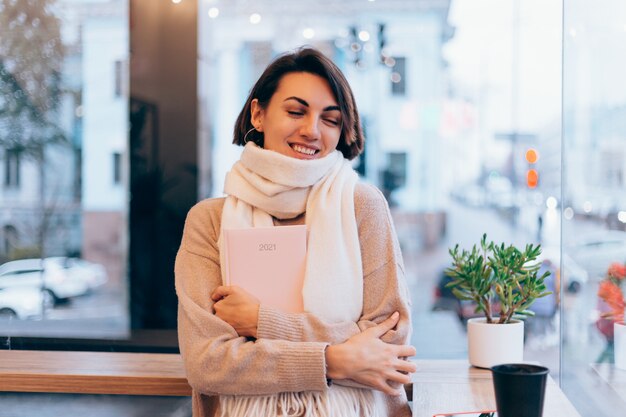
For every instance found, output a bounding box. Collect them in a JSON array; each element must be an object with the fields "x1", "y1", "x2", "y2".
[{"x1": 490, "y1": 363, "x2": 549, "y2": 417}]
